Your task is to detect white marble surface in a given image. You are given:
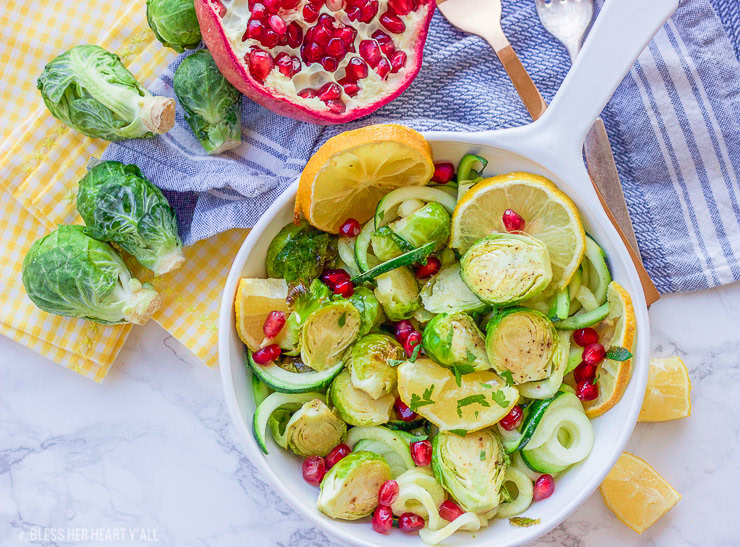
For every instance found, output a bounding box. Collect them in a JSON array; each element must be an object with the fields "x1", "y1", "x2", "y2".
[{"x1": 1, "y1": 283, "x2": 739, "y2": 547}]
